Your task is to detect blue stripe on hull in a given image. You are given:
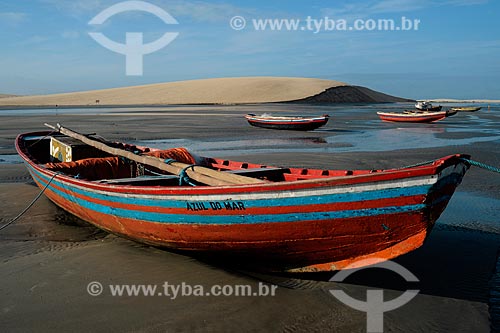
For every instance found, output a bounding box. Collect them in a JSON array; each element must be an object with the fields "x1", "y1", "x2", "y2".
[
  {"x1": 31, "y1": 165, "x2": 432, "y2": 208},
  {"x1": 30, "y1": 166, "x2": 428, "y2": 225}
]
